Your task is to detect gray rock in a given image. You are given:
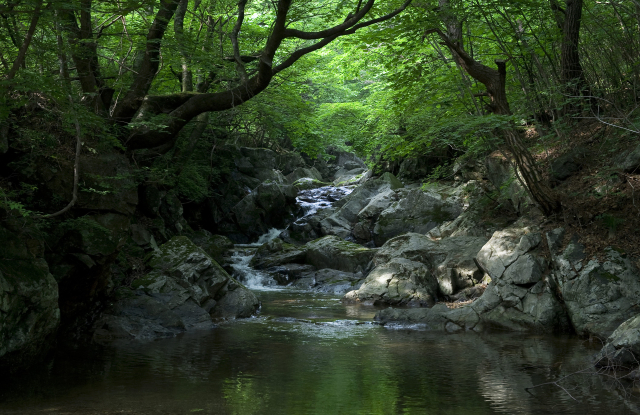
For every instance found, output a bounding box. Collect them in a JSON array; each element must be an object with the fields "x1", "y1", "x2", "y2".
[
  {"x1": 232, "y1": 181, "x2": 297, "y2": 238},
  {"x1": 249, "y1": 238, "x2": 307, "y2": 269},
  {"x1": 552, "y1": 246, "x2": 640, "y2": 339},
  {"x1": 427, "y1": 181, "x2": 508, "y2": 239},
  {"x1": 0, "y1": 215, "x2": 60, "y2": 372},
  {"x1": 320, "y1": 173, "x2": 403, "y2": 238},
  {"x1": 373, "y1": 185, "x2": 462, "y2": 246},
  {"x1": 94, "y1": 236, "x2": 258, "y2": 342},
  {"x1": 503, "y1": 254, "x2": 543, "y2": 285},
  {"x1": 615, "y1": 143, "x2": 640, "y2": 173},
  {"x1": 472, "y1": 219, "x2": 570, "y2": 332},
  {"x1": 358, "y1": 189, "x2": 397, "y2": 221},
  {"x1": 397, "y1": 155, "x2": 442, "y2": 181},
  {"x1": 240, "y1": 147, "x2": 277, "y2": 170},
  {"x1": 131, "y1": 224, "x2": 153, "y2": 246},
  {"x1": 594, "y1": 314, "x2": 640, "y2": 368},
  {"x1": 546, "y1": 227, "x2": 566, "y2": 255},
  {"x1": 373, "y1": 233, "x2": 487, "y2": 296},
  {"x1": 374, "y1": 220, "x2": 570, "y2": 333},
  {"x1": 292, "y1": 268, "x2": 363, "y2": 294},
  {"x1": 305, "y1": 236, "x2": 375, "y2": 274},
  {"x1": 550, "y1": 147, "x2": 587, "y2": 181},
  {"x1": 187, "y1": 230, "x2": 234, "y2": 264},
  {"x1": 343, "y1": 258, "x2": 438, "y2": 307},
  {"x1": 267, "y1": 263, "x2": 317, "y2": 285},
  {"x1": 476, "y1": 219, "x2": 542, "y2": 280},
  {"x1": 286, "y1": 167, "x2": 324, "y2": 184},
  {"x1": 333, "y1": 167, "x2": 367, "y2": 185},
  {"x1": 276, "y1": 151, "x2": 307, "y2": 175}
]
